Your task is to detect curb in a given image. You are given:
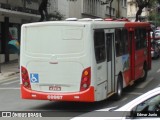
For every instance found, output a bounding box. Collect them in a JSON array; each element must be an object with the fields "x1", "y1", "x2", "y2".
[
  {"x1": 0, "y1": 72, "x2": 20, "y2": 82},
  {"x1": 7, "y1": 72, "x2": 20, "y2": 77}
]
